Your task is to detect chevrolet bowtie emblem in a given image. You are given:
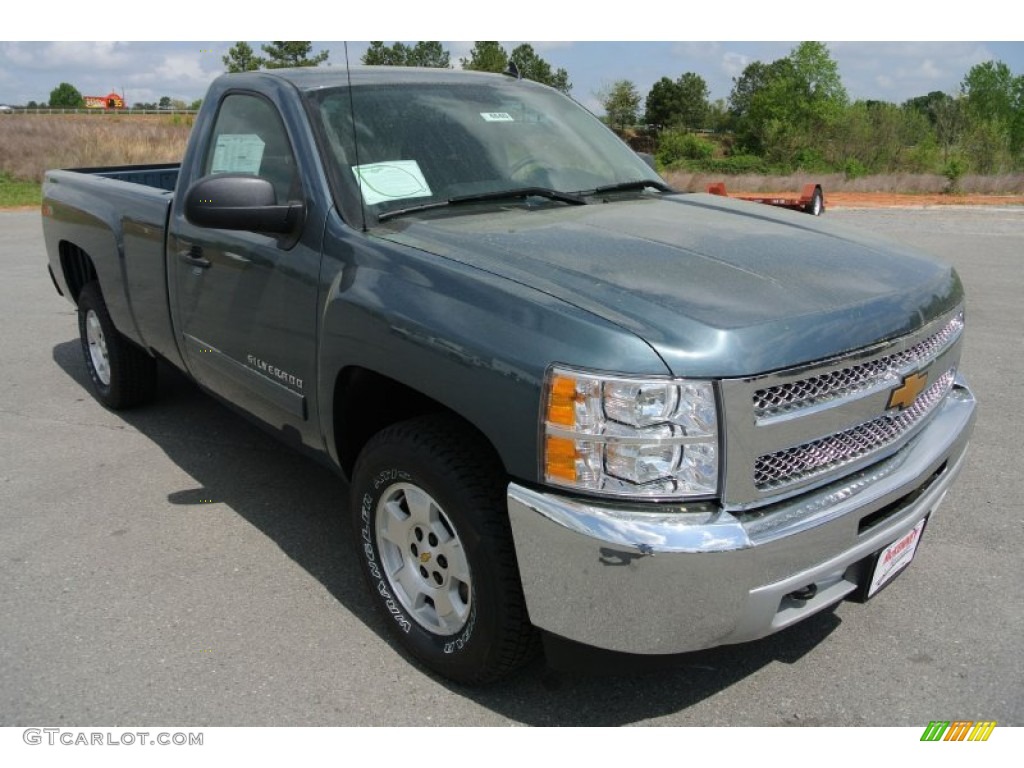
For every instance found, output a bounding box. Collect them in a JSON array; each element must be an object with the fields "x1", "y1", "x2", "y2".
[{"x1": 888, "y1": 372, "x2": 928, "y2": 410}]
